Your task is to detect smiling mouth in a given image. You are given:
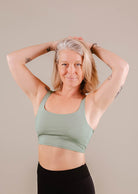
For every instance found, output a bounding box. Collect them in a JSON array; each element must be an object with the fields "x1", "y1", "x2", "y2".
[{"x1": 66, "y1": 77, "x2": 77, "y2": 80}]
